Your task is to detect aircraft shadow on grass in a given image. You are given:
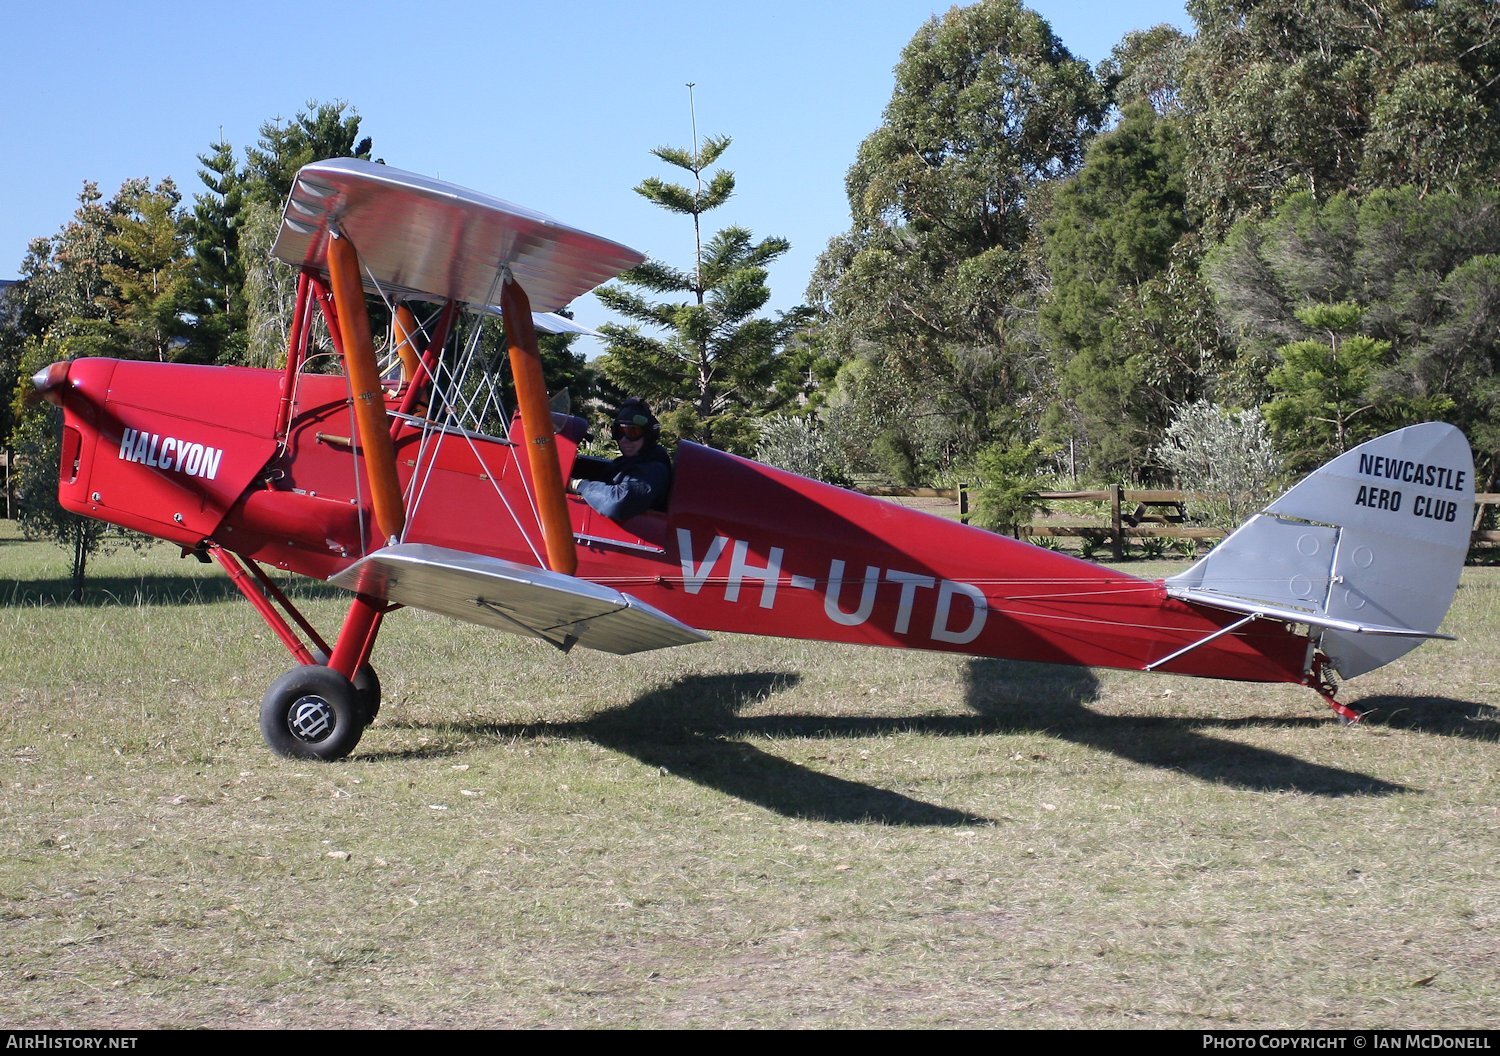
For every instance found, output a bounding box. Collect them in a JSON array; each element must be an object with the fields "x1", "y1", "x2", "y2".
[
  {"x1": 962, "y1": 659, "x2": 1414, "y2": 797},
  {"x1": 387, "y1": 671, "x2": 994, "y2": 827},
  {"x1": 379, "y1": 650, "x2": 1500, "y2": 821},
  {"x1": 1345, "y1": 693, "x2": 1500, "y2": 740}
]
